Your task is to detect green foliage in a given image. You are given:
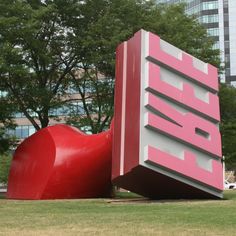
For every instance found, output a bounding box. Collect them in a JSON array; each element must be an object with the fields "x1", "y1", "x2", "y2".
[
  {"x1": 148, "y1": 3, "x2": 221, "y2": 68},
  {"x1": 219, "y1": 84, "x2": 236, "y2": 169},
  {"x1": 74, "y1": 1, "x2": 221, "y2": 76},
  {"x1": 0, "y1": 0, "x2": 221, "y2": 134},
  {"x1": 66, "y1": 70, "x2": 114, "y2": 134},
  {"x1": 0, "y1": 129, "x2": 14, "y2": 154},
  {"x1": 0, "y1": 93, "x2": 16, "y2": 154},
  {"x1": 219, "y1": 84, "x2": 236, "y2": 123},
  {"x1": 66, "y1": 0, "x2": 221, "y2": 132},
  {"x1": 0, "y1": 0, "x2": 81, "y2": 130},
  {"x1": 0, "y1": 153, "x2": 12, "y2": 185}
]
